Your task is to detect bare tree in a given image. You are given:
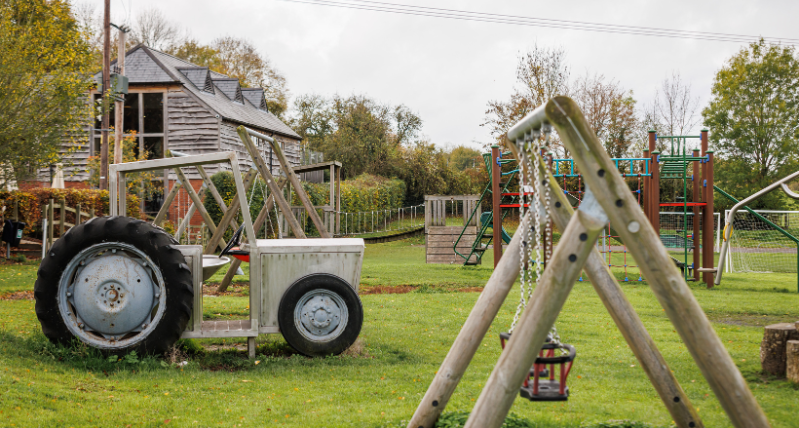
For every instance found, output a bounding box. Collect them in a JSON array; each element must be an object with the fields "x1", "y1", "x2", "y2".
[
  {"x1": 573, "y1": 73, "x2": 637, "y2": 158},
  {"x1": 131, "y1": 7, "x2": 179, "y2": 51},
  {"x1": 653, "y1": 72, "x2": 700, "y2": 138},
  {"x1": 483, "y1": 44, "x2": 570, "y2": 151}
]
